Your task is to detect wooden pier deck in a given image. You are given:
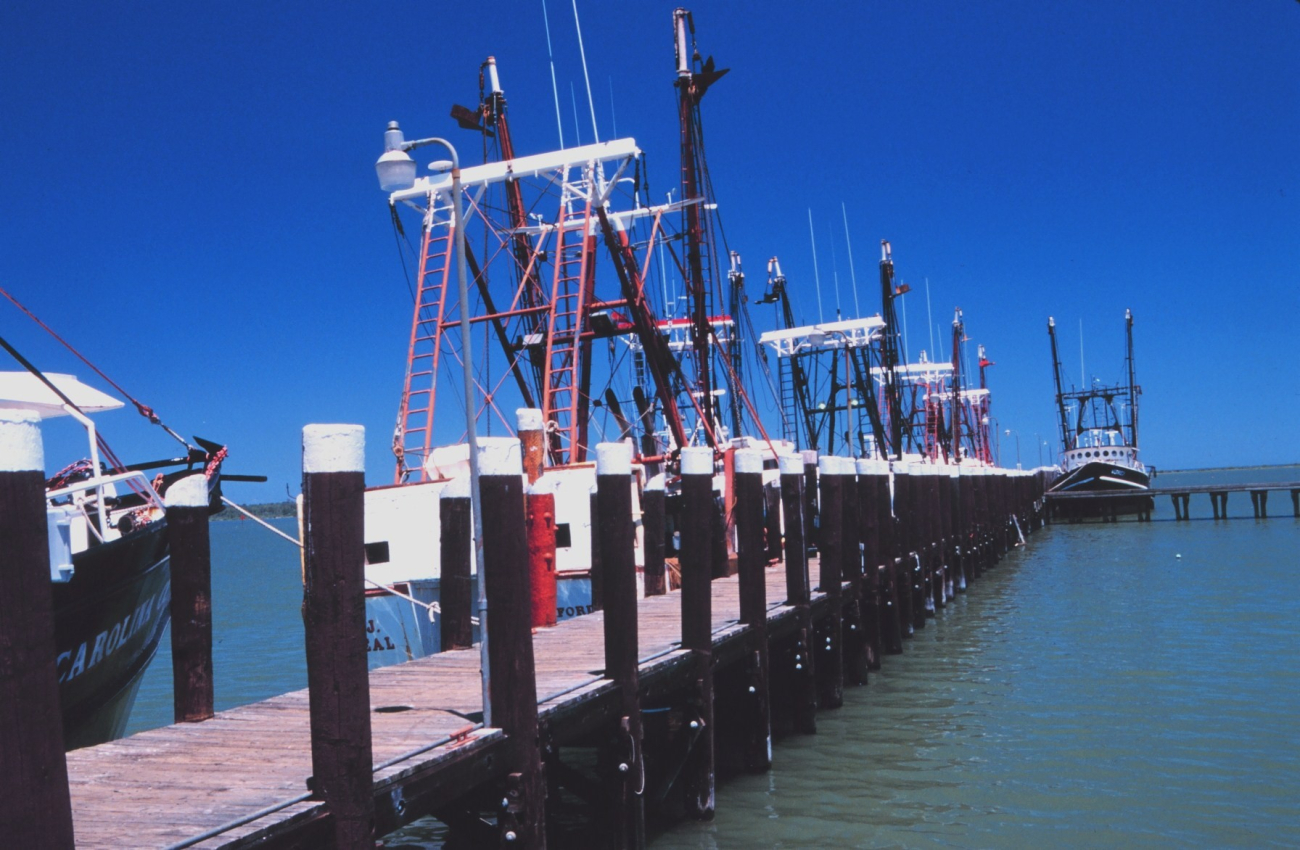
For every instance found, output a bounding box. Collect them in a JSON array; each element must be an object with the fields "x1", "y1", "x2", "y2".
[{"x1": 64, "y1": 560, "x2": 831, "y2": 849}]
